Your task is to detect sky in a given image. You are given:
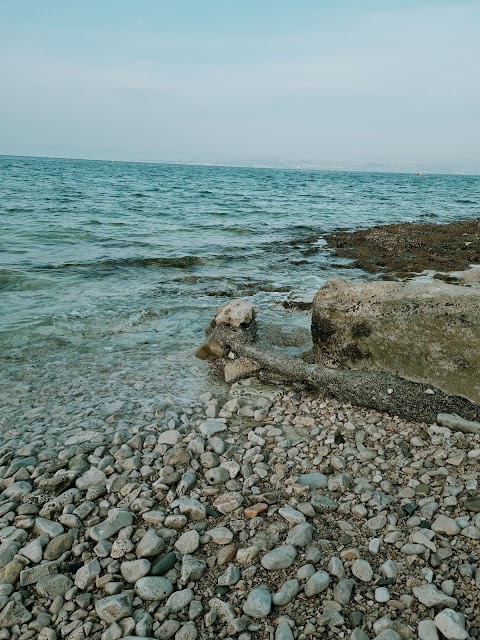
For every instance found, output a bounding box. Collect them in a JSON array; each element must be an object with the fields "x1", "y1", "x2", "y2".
[{"x1": 0, "y1": 0, "x2": 479, "y2": 171}]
